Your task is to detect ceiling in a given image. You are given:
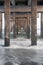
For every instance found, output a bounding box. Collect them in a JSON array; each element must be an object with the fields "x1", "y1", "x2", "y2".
[{"x1": 0, "y1": 0, "x2": 43, "y2": 6}]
